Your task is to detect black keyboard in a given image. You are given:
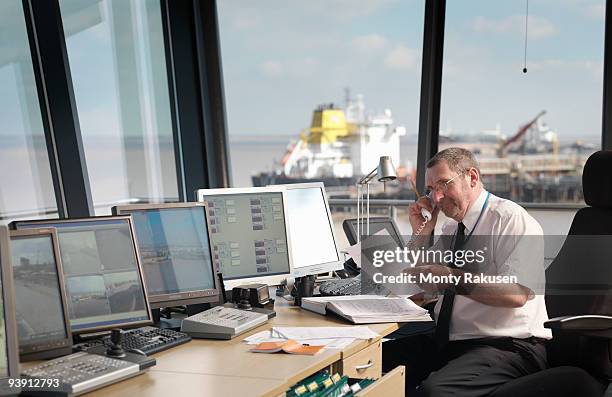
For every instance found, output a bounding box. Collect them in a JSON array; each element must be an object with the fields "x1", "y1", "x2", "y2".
[
  {"x1": 74, "y1": 326, "x2": 191, "y2": 356},
  {"x1": 319, "y1": 275, "x2": 363, "y2": 296}
]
